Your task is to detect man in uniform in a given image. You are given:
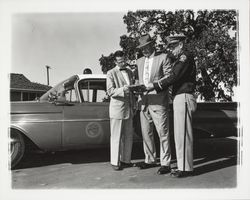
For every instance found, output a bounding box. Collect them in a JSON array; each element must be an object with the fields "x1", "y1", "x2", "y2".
[
  {"x1": 146, "y1": 34, "x2": 197, "y2": 177},
  {"x1": 135, "y1": 34, "x2": 172, "y2": 175},
  {"x1": 106, "y1": 50, "x2": 136, "y2": 170}
]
